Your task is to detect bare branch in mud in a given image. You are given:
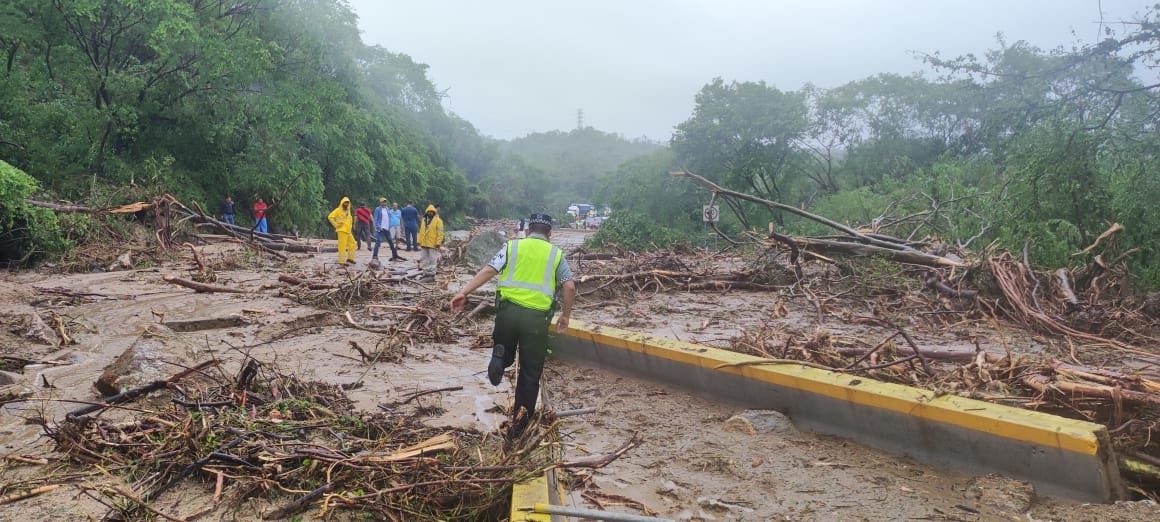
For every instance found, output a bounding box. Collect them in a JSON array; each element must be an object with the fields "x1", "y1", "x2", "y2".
[
  {"x1": 162, "y1": 275, "x2": 249, "y2": 293},
  {"x1": 277, "y1": 273, "x2": 336, "y2": 289},
  {"x1": 924, "y1": 273, "x2": 977, "y2": 299},
  {"x1": 849, "y1": 317, "x2": 932, "y2": 375},
  {"x1": 391, "y1": 386, "x2": 465, "y2": 406},
  {"x1": 265, "y1": 479, "x2": 345, "y2": 520},
  {"x1": 183, "y1": 242, "x2": 206, "y2": 274},
  {"x1": 558, "y1": 432, "x2": 643, "y2": 469},
  {"x1": 0, "y1": 484, "x2": 62, "y2": 505},
  {"x1": 66, "y1": 360, "x2": 220, "y2": 418},
  {"x1": 344, "y1": 311, "x2": 392, "y2": 334}
]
